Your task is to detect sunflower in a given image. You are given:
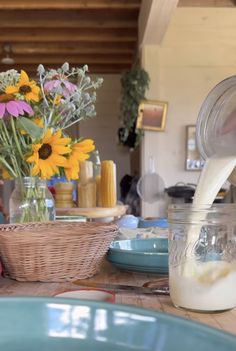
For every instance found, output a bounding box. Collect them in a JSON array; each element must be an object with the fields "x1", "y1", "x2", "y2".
[
  {"x1": 27, "y1": 129, "x2": 71, "y2": 179},
  {"x1": 64, "y1": 139, "x2": 95, "y2": 180},
  {"x1": 5, "y1": 70, "x2": 40, "y2": 102}
]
